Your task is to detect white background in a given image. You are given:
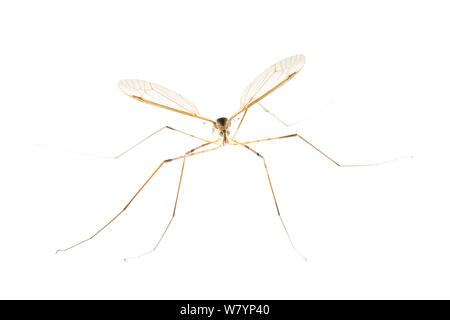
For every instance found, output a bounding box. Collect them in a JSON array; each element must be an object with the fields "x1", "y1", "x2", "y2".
[{"x1": 1, "y1": 0, "x2": 449, "y2": 299}]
